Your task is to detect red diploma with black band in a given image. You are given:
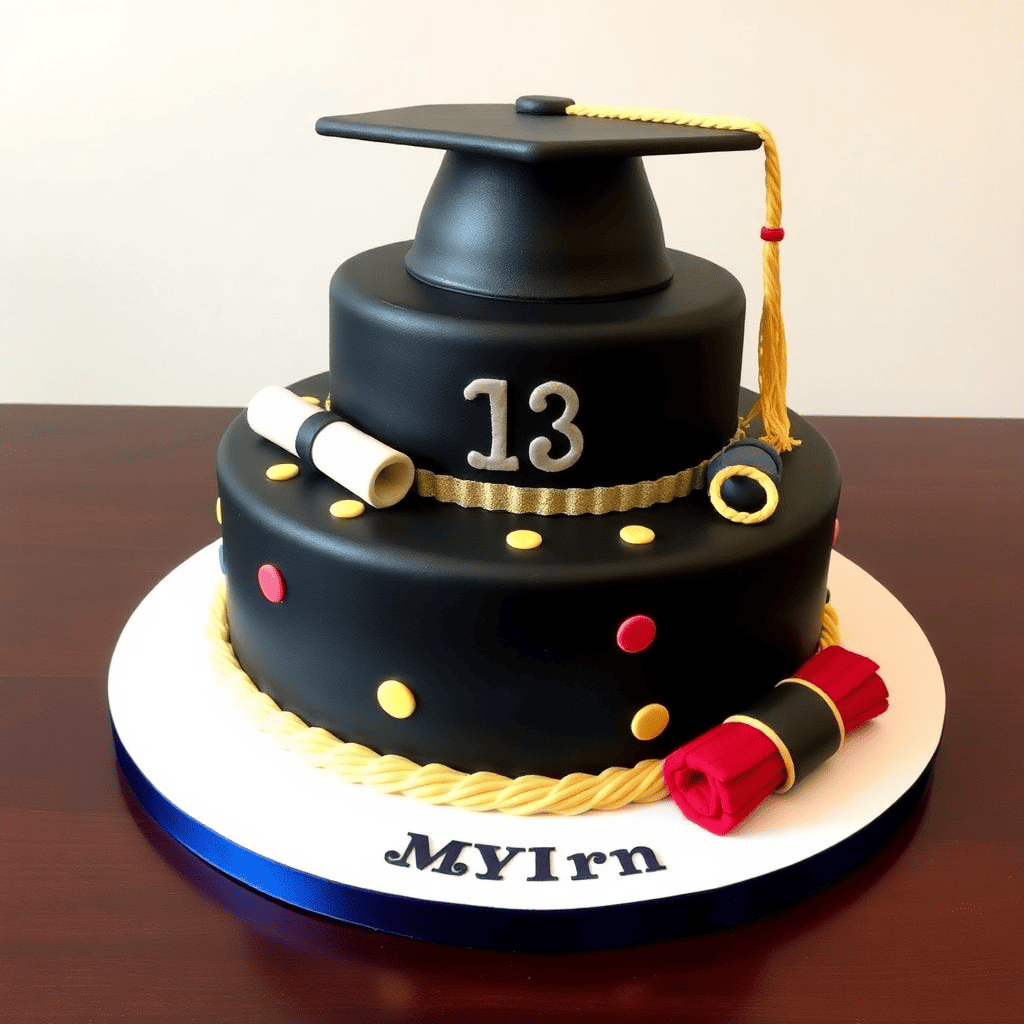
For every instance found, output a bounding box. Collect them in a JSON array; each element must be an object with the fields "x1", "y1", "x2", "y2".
[{"x1": 663, "y1": 646, "x2": 890, "y2": 835}]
